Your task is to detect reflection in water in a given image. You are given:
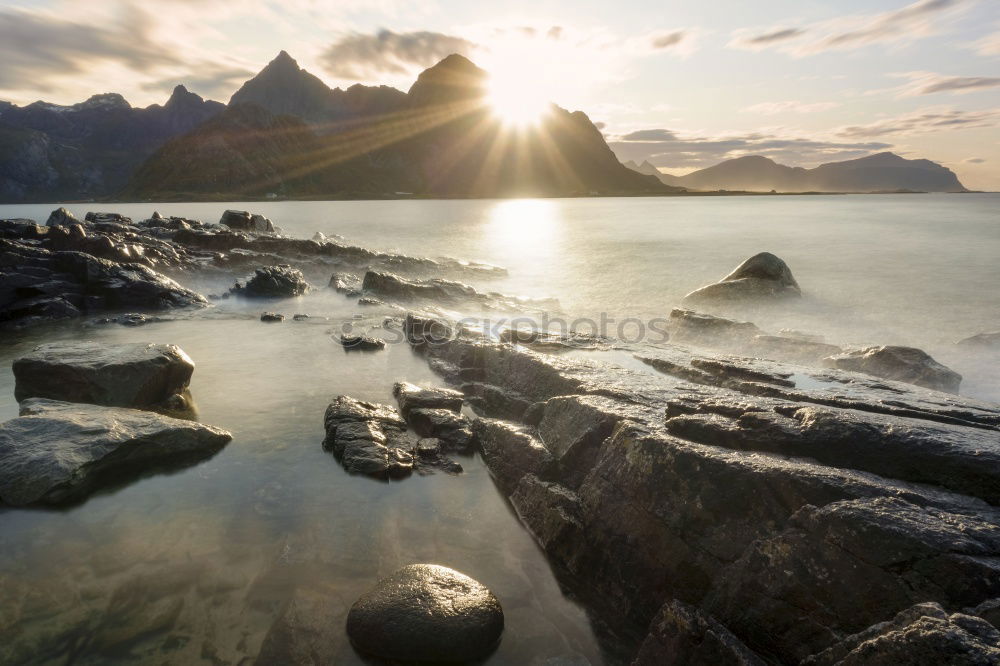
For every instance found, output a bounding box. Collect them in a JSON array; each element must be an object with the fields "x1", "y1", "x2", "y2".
[
  {"x1": 485, "y1": 199, "x2": 561, "y2": 261},
  {"x1": 0, "y1": 297, "x2": 611, "y2": 664}
]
